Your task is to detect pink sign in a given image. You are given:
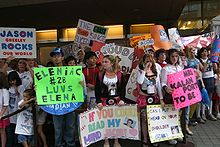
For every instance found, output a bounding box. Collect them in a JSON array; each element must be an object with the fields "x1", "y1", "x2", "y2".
[{"x1": 167, "y1": 68, "x2": 202, "y2": 110}]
